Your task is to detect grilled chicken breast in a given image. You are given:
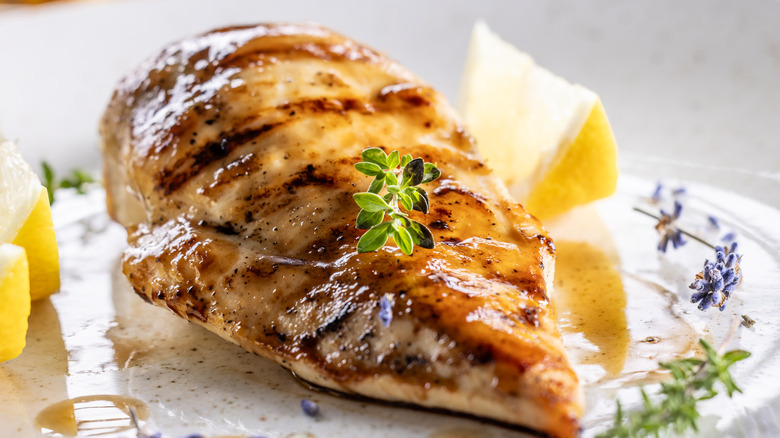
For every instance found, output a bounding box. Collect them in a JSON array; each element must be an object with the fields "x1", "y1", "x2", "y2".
[{"x1": 100, "y1": 23, "x2": 583, "y2": 437}]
